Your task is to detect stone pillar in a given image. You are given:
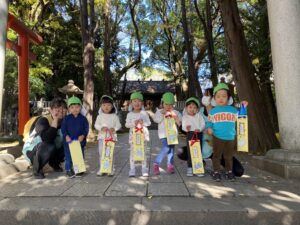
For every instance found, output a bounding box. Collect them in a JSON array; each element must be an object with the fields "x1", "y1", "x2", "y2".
[
  {"x1": 0, "y1": 0, "x2": 9, "y2": 129},
  {"x1": 262, "y1": 0, "x2": 300, "y2": 179}
]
